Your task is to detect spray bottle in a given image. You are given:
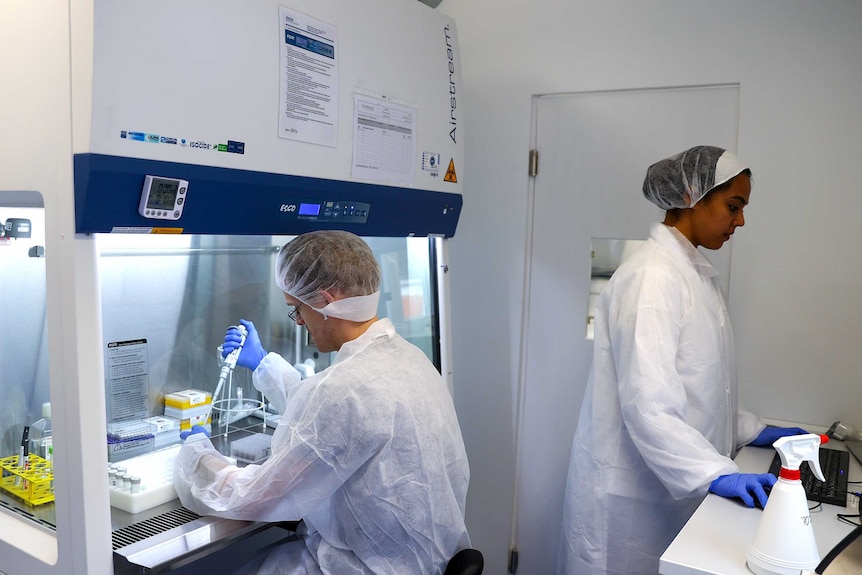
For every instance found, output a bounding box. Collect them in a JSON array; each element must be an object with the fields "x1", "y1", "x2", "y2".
[{"x1": 747, "y1": 433, "x2": 828, "y2": 575}]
